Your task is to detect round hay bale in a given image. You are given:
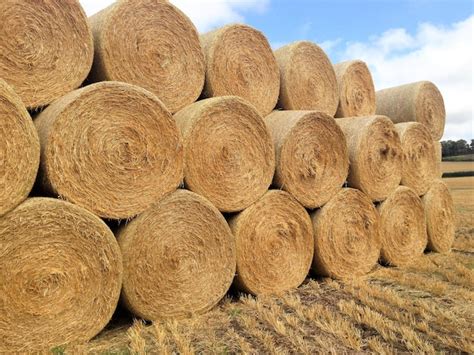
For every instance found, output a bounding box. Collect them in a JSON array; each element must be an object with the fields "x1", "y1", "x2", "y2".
[
  {"x1": 311, "y1": 188, "x2": 380, "y2": 279},
  {"x1": 265, "y1": 110, "x2": 349, "y2": 208},
  {"x1": 378, "y1": 186, "x2": 428, "y2": 266},
  {"x1": 396, "y1": 122, "x2": 437, "y2": 196},
  {"x1": 200, "y1": 24, "x2": 280, "y2": 116},
  {"x1": 0, "y1": 198, "x2": 122, "y2": 352},
  {"x1": 376, "y1": 81, "x2": 446, "y2": 140},
  {"x1": 422, "y1": 180, "x2": 455, "y2": 253},
  {"x1": 333, "y1": 60, "x2": 376, "y2": 118},
  {"x1": 174, "y1": 96, "x2": 274, "y2": 212},
  {"x1": 336, "y1": 115, "x2": 403, "y2": 201},
  {"x1": 274, "y1": 41, "x2": 338, "y2": 115},
  {"x1": 117, "y1": 189, "x2": 236, "y2": 320},
  {"x1": 0, "y1": 79, "x2": 40, "y2": 216},
  {"x1": 434, "y1": 141, "x2": 443, "y2": 178},
  {"x1": 88, "y1": 0, "x2": 205, "y2": 113},
  {"x1": 0, "y1": 0, "x2": 93, "y2": 109},
  {"x1": 34, "y1": 81, "x2": 183, "y2": 219},
  {"x1": 228, "y1": 190, "x2": 313, "y2": 295}
]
